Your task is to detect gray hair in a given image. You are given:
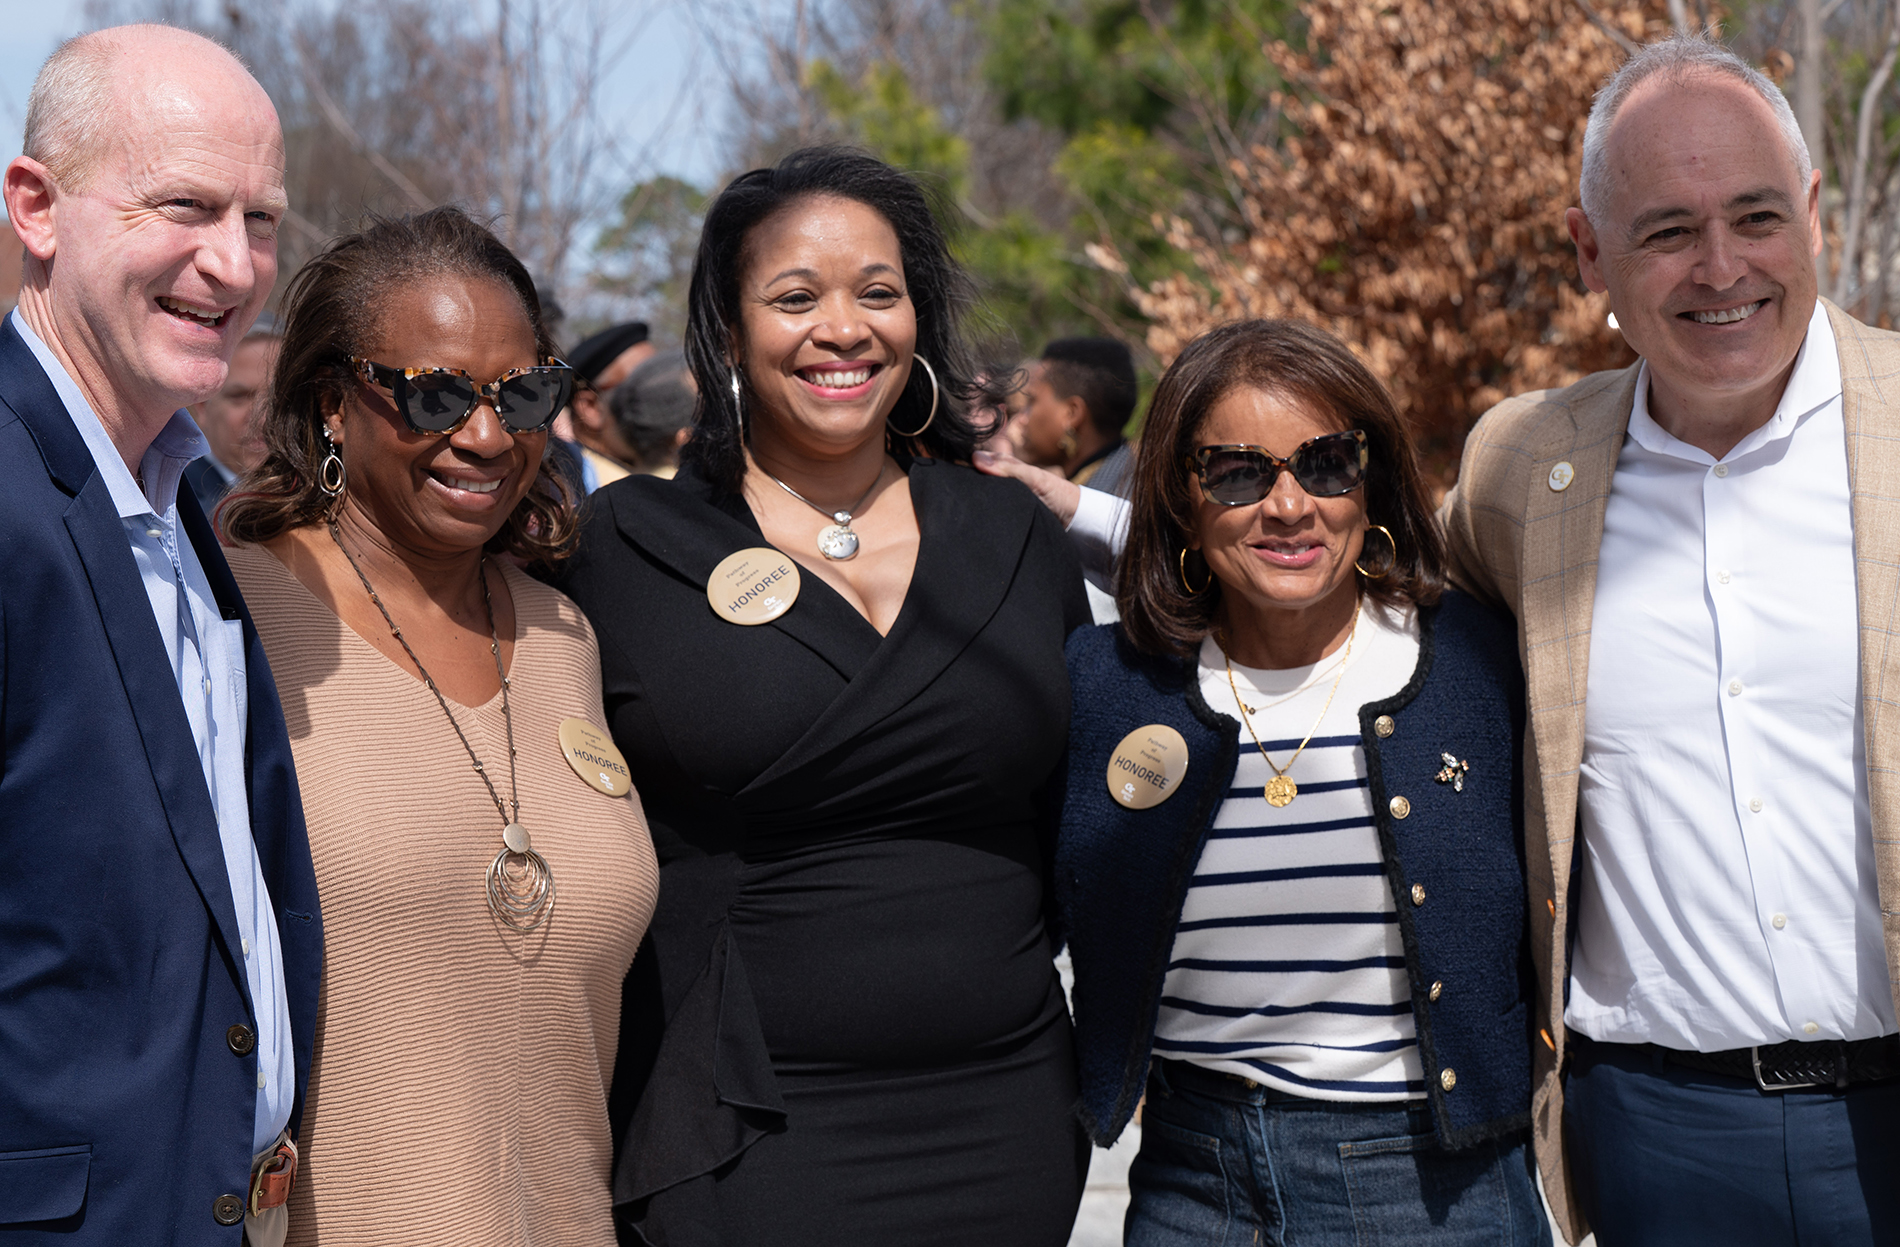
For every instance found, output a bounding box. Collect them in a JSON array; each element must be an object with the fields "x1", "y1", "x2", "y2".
[{"x1": 1579, "y1": 34, "x2": 1810, "y2": 223}]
